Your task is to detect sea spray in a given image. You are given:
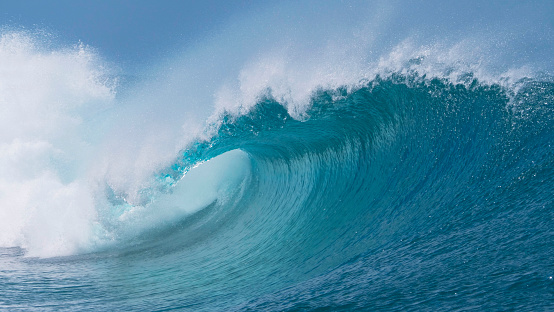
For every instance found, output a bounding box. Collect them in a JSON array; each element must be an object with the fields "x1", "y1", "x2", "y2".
[{"x1": 0, "y1": 32, "x2": 115, "y2": 257}]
